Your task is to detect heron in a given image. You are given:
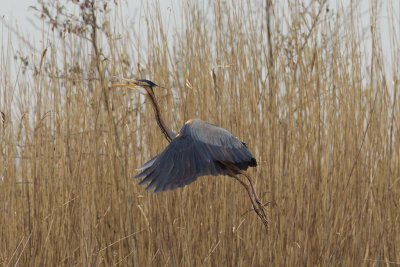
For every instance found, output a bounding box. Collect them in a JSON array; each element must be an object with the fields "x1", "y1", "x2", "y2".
[{"x1": 112, "y1": 79, "x2": 268, "y2": 229}]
